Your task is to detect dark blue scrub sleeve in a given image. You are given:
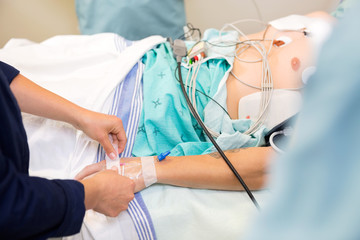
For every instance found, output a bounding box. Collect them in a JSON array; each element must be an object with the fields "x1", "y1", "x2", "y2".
[
  {"x1": 0, "y1": 61, "x2": 20, "y2": 84},
  {"x1": 0, "y1": 61, "x2": 86, "y2": 239},
  {"x1": 0, "y1": 155, "x2": 85, "y2": 239}
]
